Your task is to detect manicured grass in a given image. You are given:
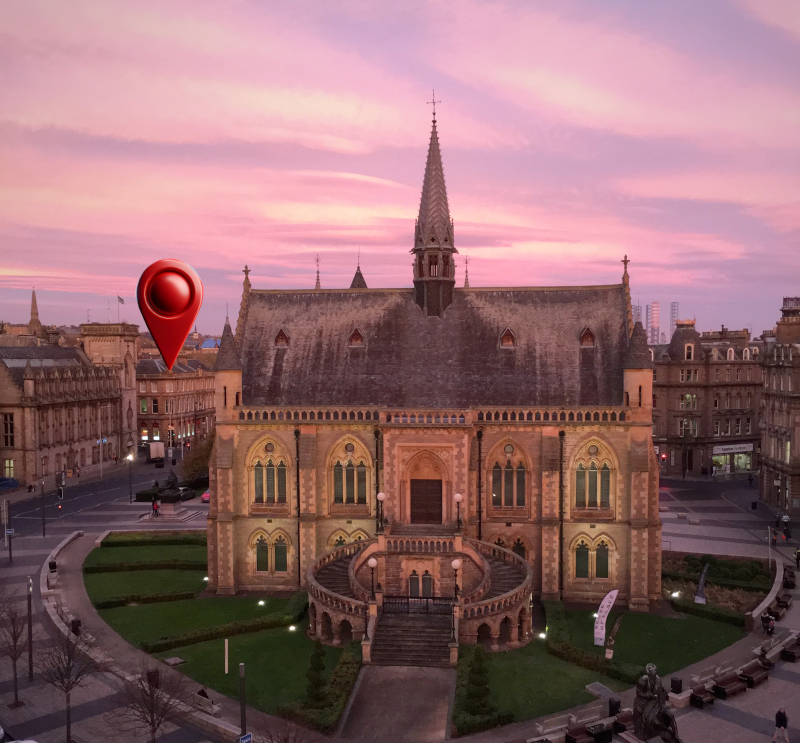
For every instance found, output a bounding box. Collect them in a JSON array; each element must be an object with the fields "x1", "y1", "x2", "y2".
[
  {"x1": 102, "y1": 531, "x2": 206, "y2": 546},
  {"x1": 565, "y1": 610, "x2": 745, "y2": 675},
  {"x1": 83, "y1": 544, "x2": 207, "y2": 568},
  {"x1": 84, "y1": 569, "x2": 208, "y2": 602},
  {"x1": 156, "y1": 618, "x2": 343, "y2": 715},
  {"x1": 98, "y1": 596, "x2": 288, "y2": 647},
  {"x1": 486, "y1": 639, "x2": 627, "y2": 721}
]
